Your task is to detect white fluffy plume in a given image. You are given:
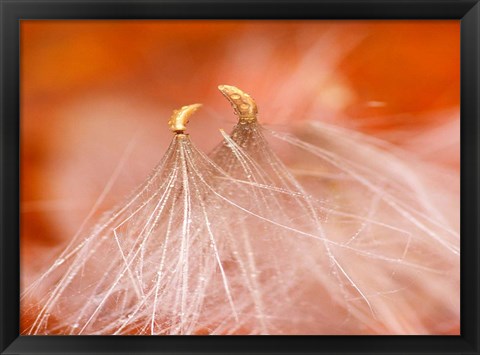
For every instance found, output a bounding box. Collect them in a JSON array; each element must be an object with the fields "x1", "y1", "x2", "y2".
[{"x1": 21, "y1": 88, "x2": 459, "y2": 335}]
